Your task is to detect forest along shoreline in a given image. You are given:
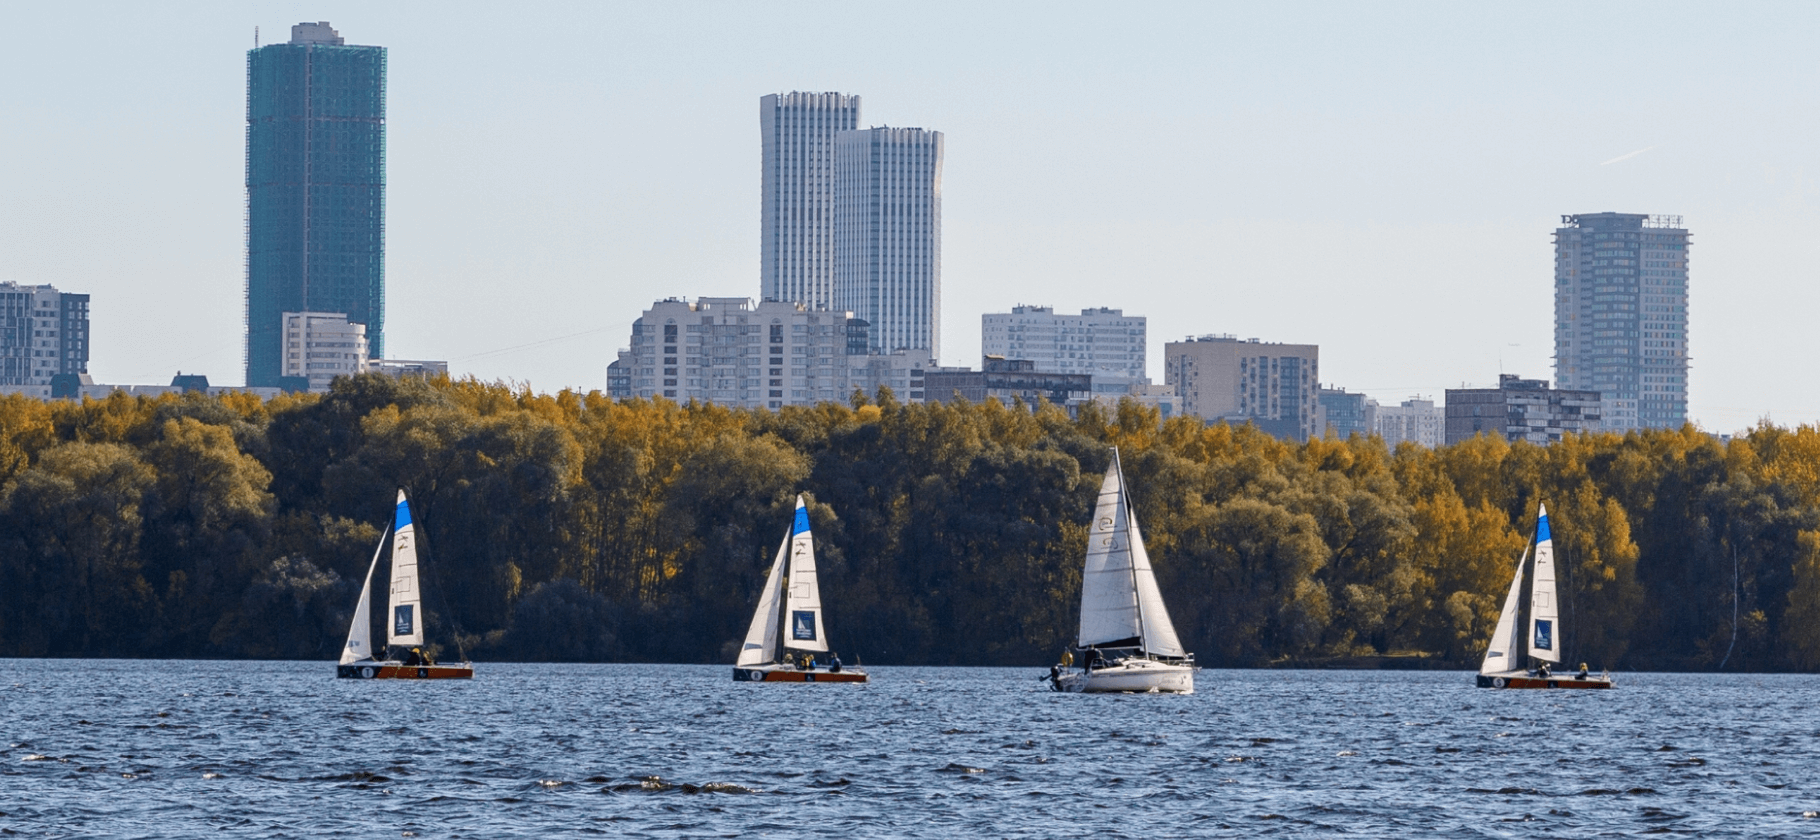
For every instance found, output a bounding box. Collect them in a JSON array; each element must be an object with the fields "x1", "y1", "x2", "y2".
[{"x1": 2, "y1": 372, "x2": 1818, "y2": 673}]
